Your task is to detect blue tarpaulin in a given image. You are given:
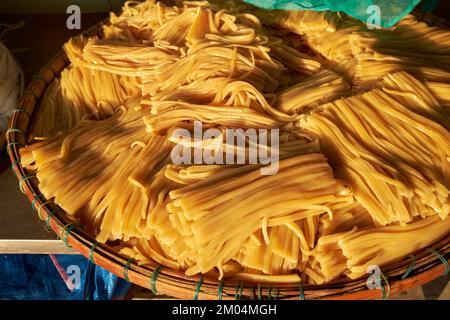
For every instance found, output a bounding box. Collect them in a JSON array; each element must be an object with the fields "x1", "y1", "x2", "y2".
[{"x1": 0, "y1": 254, "x2": 131, "y2": 300}]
